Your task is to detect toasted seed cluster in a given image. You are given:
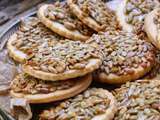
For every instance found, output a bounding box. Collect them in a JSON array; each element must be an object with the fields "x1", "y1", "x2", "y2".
[
  {"x1": 144, "y1": 50, "x2": 160, "y2": 79},
  {"x1": 154, "y1": 9, "x2": 160, "y2": 39},
  {"x1": 40, "y1": 88, "x2": 110, "y2": 120},
  {"x1": 26, "y1": 40, "x2": 101, "y2": 73},
  {"x1": 45, "y1": 2, "x2": 94, "y2": 36},
  {"x1": 11, "y1": 17, "x2": 62, "y2": 57},
  {"x1": 88, "y1": 31, "x2": 155, "y2": 76},
  {"x1": 74, "y1": 0, "x2": 119, "y2": 31},
  {"x1": 113, "y1": 80, "x2": 160, "y2": 120},
  {"x1": 125, "y1": 0, "x2": 158, "y2": 26},
  {"x1": 124, "y1": 0, "x2": 158, "y2": 38},
  {"x1": 11, "y1": 74, "x2": 75, "y2": 94}
]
